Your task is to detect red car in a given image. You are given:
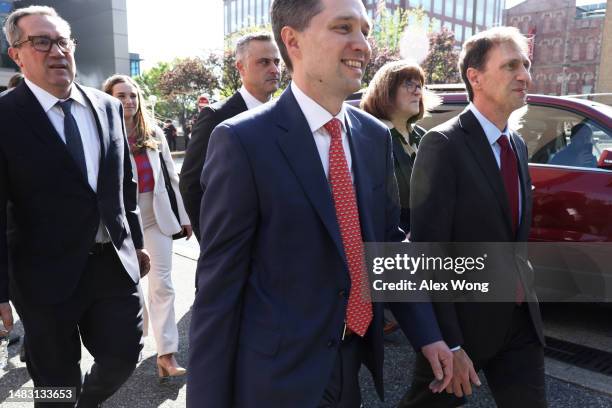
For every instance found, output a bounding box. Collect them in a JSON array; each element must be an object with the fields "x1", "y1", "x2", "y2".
[{"x1": 418, "y1": 93, "x2": 612, "y2": 301}]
